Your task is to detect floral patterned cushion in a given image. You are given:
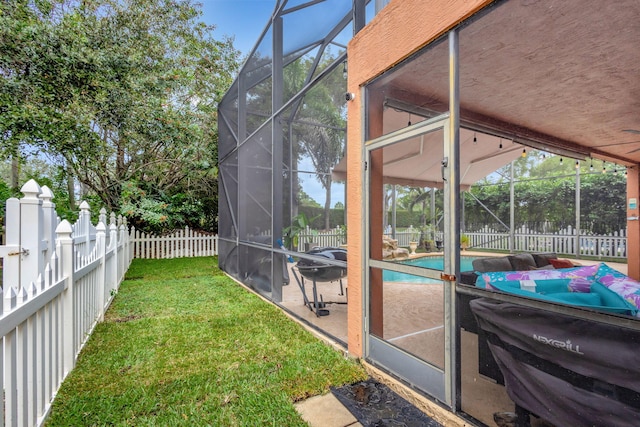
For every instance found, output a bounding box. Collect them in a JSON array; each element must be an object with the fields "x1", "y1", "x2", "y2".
[
  {"x1": 595, "y1": 263, "x2": 640, "y2": 315},
  {"x1": 481, "y1": 264, "x2": 599, "y2": 293},
  {"x1": 481, "y1": 263, "x2": 640, "y2": 317}
]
